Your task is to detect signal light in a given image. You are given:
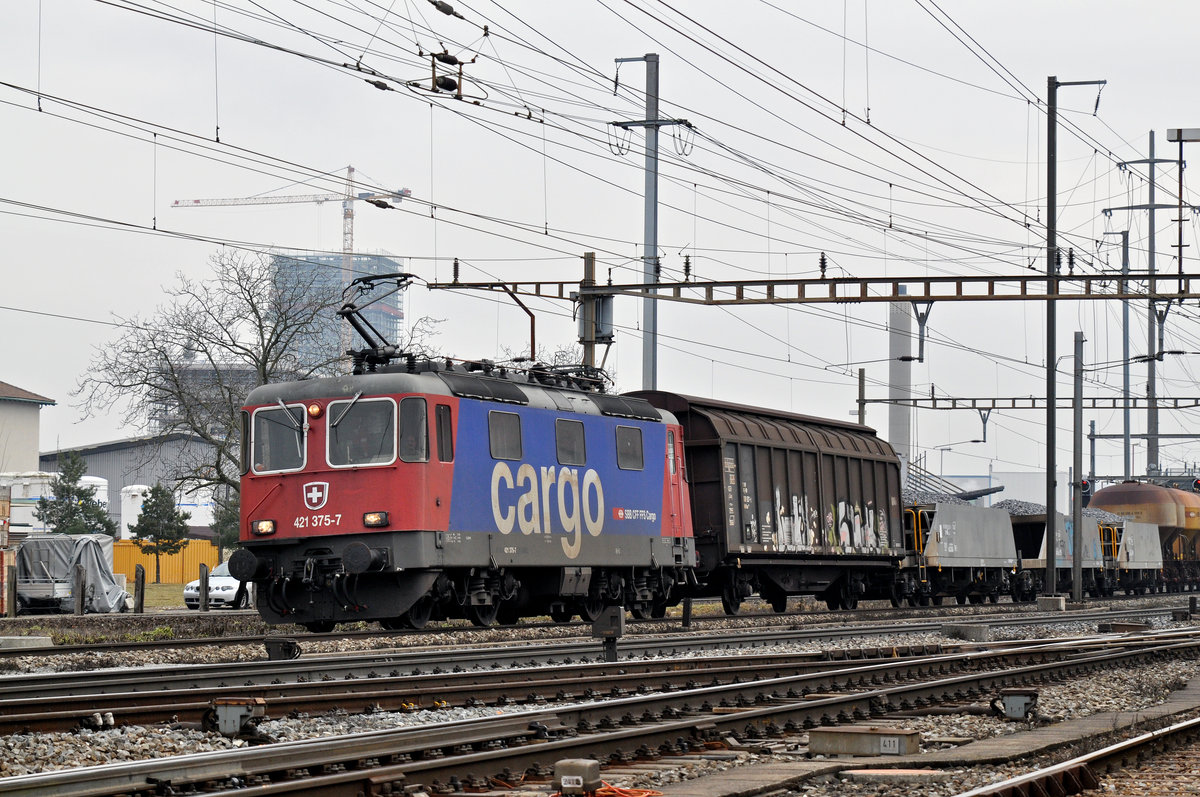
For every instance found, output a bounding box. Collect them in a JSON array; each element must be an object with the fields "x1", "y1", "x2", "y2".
[
  {"x1": 1081, "y1": 479, "x2": 1092, "y2": 508},
  {"x1": 1193, "y1": 478, "x2": 1200, "y2": 493}
]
